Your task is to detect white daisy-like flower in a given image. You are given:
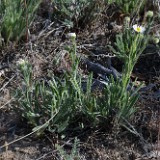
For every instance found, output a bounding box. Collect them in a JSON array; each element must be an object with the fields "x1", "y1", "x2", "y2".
[
  {"x1": 133, "y1": 24, "x2": 145, "y2": 33},
  {"x1": 66, "y1": 33, "x2": 76, "y2": 39}
]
